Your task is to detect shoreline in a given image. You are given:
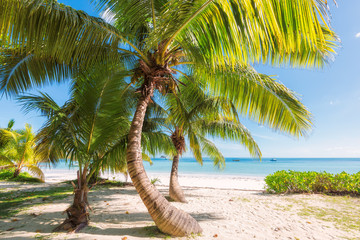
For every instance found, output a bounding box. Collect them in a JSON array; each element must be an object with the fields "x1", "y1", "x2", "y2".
[{"x1": 41, "y1": 168, "x2": 266, "y2": 191}]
